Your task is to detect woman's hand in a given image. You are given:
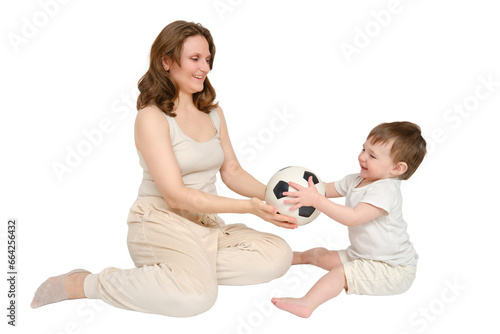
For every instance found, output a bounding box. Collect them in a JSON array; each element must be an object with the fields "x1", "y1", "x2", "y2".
[{"x1": 249, "y1": 198, "x2": 298, "y2": 229}]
